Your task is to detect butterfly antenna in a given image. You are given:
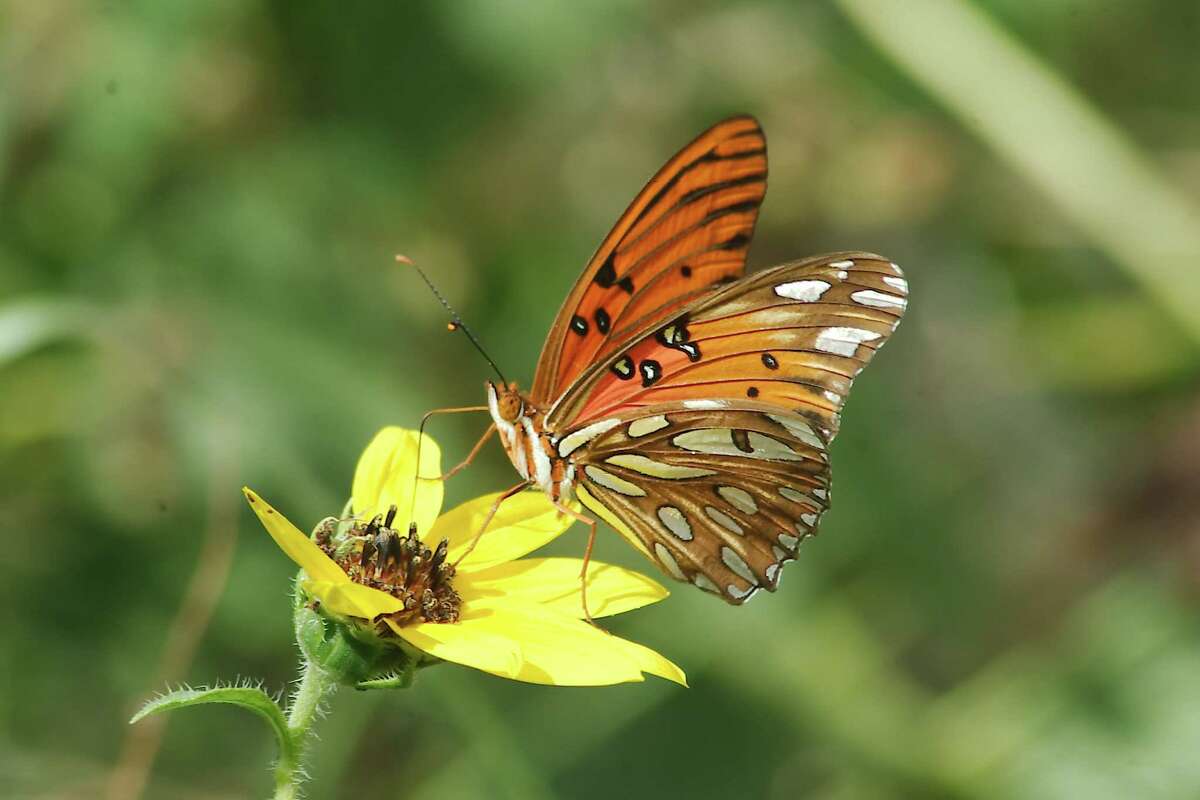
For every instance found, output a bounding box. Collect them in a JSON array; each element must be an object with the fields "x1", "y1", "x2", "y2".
[{"x1": 396, "y1": 254, "x2": 508, "y2": 384}]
